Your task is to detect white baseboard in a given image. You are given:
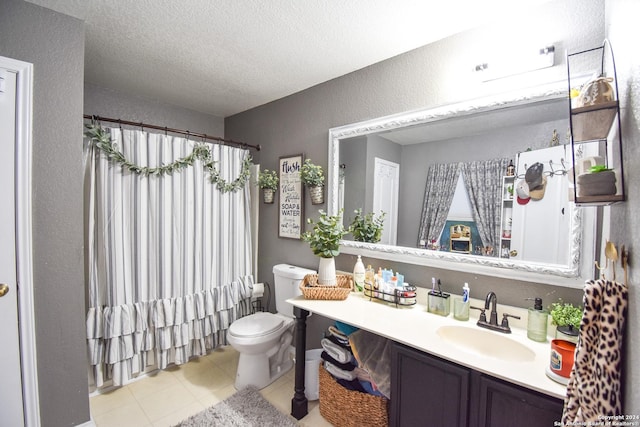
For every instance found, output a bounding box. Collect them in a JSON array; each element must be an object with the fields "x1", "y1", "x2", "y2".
[{"x1": 75, "y1": 418, "x2": 96, "y2": 427}]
